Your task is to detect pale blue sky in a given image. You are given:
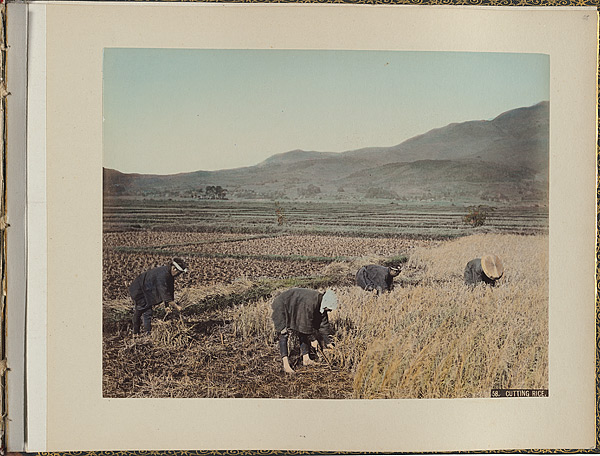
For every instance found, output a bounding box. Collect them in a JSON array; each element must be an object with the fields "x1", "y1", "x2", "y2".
[{"x1": 103, "y1": 49, "x2": 549, "y2": 174}]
